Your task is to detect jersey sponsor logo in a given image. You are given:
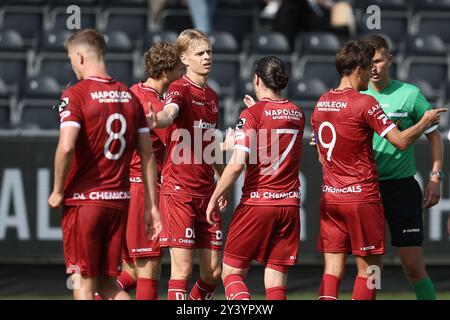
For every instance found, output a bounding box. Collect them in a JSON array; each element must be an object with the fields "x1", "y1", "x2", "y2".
[
  {"x1": 58, "y1": 97, "x2": 69, "y2": 112},
  {"x1": 192, "y1": 119, "x2": 216, "y2": 130},
  {"x1": 71, "y1": 191, "x2": 131, "y2": 200},
  {"x1": 322, "y1": 185, "x2": 362, "y2": 194},
  {"x1": 402, "y1": 228, "x2": 420, "y2": 234},
  {"x1": 250, "y1": 191, "x2": 300, "y2": 199},
  {"x1": 316, "y1": 101, "x2": 348, "y2": 111},
  {"x1": 131, "y1": 248, "x2": 153, "y2": 253},
  {"x1": 264, "y1": 109, "x2": 303, "y2": 120},
  {"x1": 192, "y1": 100, "x2": 205, "y2": 106},
  {"x1": 90, "y1": 91, "x2": 132, "y2": 103},
  {"x1": 235, "y1": 118, "x2": 246, "y2": 129}
]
